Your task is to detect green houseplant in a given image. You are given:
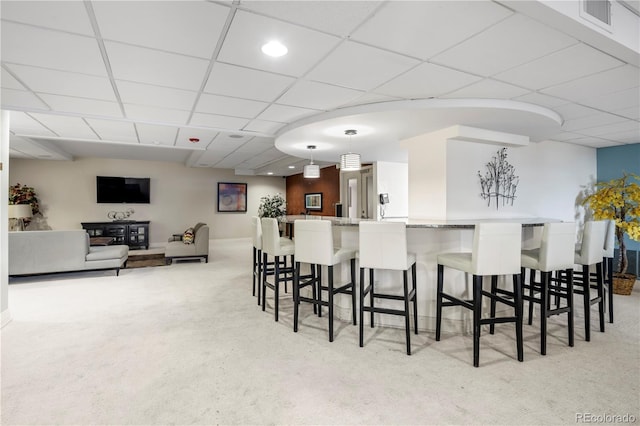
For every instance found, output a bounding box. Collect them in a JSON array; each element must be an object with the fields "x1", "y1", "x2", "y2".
[
  {"x1": 582, "y1": 173, "x2": 640, "y2": 293},
  {"x1": 257, "y1": 193, "x2": 287, "y2": 219}
]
